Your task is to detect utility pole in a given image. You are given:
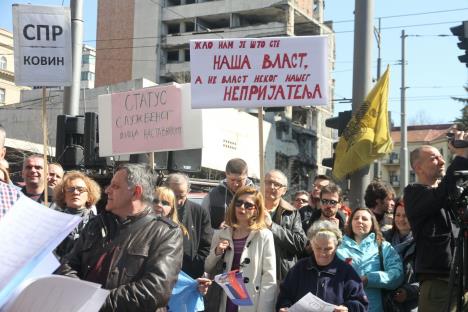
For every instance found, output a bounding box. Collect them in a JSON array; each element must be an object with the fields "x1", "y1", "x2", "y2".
[
  {"x1": 63, "y1": 0, "x2": 83, "y2": 116},
  {"x1": 349, "y1": 0, "x2": 374, "y2": 209},
  {"x1": 373, "y1": 17, "x2": 382, "y2": 180},
  {"x1": 400, "y1": 30, "x2": 409, "y2": 191}
]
